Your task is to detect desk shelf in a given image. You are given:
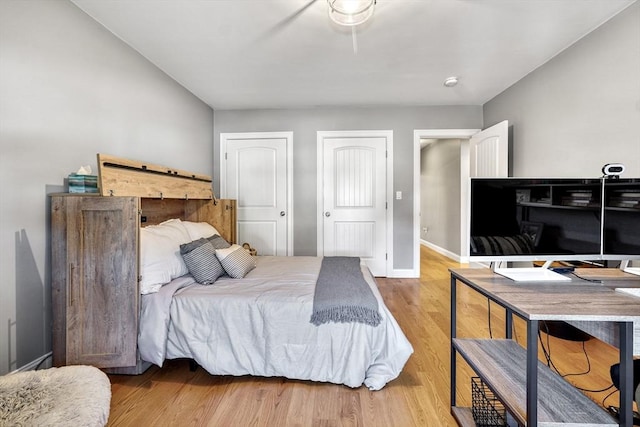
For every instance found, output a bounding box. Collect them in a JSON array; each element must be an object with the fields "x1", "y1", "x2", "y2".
[
  {"x1": 451, "y1": 407, "x2": 477, "y2": 427},
  {"x1": 449, "y1": 268, "x2": 639, "y2": 427},
  {"x1": 453, "y1": 338, "x2": 617, "y2": 427}
]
